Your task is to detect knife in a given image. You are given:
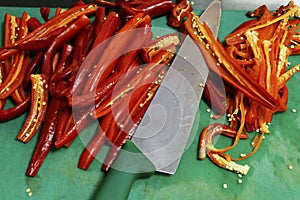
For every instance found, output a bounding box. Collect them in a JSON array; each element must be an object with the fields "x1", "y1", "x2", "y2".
[{"x1": 92, "y1": 1, "x2": 221, "y2": 199}]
